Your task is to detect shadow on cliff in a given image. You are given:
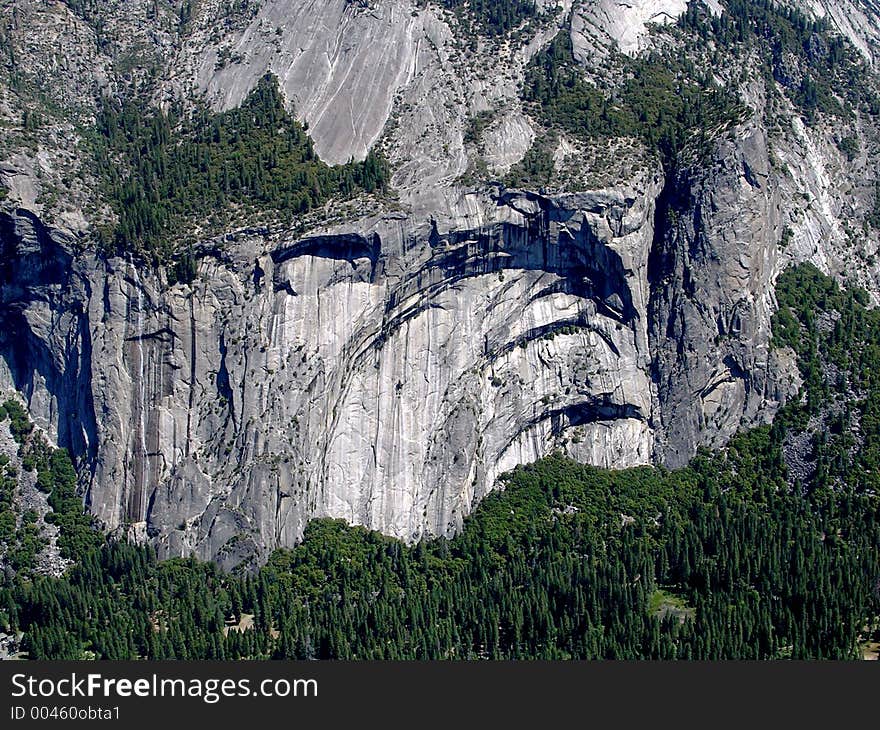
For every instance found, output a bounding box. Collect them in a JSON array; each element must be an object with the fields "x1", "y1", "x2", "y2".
[{"x1": 0, "y1": 209, "x2": 99, "y2": 488}]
